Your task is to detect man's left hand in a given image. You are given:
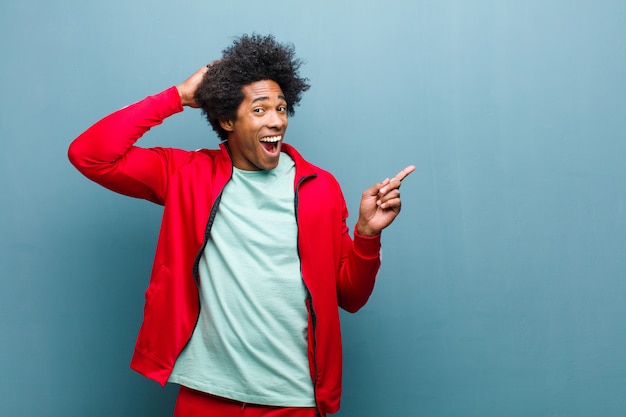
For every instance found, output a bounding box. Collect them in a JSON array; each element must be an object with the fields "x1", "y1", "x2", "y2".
[{"x1": 356, "y1": 165, "x2": 416, "y2": 237}]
